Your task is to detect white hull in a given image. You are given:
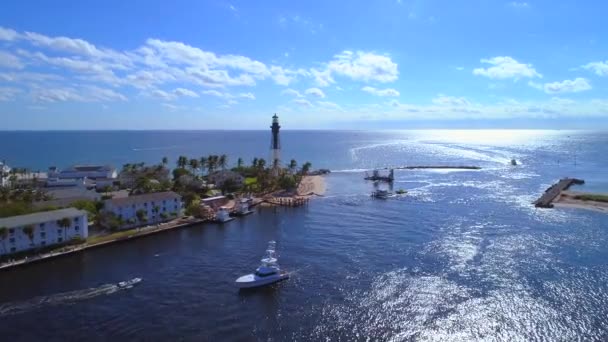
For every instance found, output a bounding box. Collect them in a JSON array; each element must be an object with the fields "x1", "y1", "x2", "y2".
[{"x1": 235, "y1": 273, "x2": 289, "y2": 289}]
